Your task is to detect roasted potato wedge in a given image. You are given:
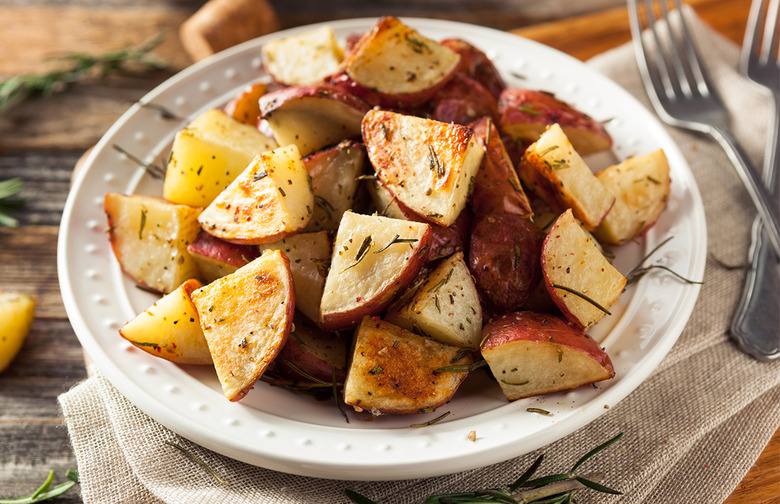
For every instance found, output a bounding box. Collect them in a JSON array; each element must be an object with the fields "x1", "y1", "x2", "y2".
[
  {"x1": 362, "y1": 109, "x2": 483, "y2": 226},
  {"x1": 187, "y1": 231, "x2": 258, "y2": 282},
  {"x1": 198, "y1": 144, "x2": 314, "y2": 245},
  {"x1": 119, "y1": 279, "x2": 212, "y2": 365},
  {"x1": 164, "y1": 108, "x2": 277, "y2": 207},
  {"x1": 499, "y1": 89, "x2": 612, "y2": 155},
  {"x1": 105, "y1": 193, "x2": 202, "y2": 293},
  {"x1": 481, "y1": 311, "x2": 614, "y2": 401},
  {"x1": 259, "y1": 84, "x2": 369, "y2": 156},
  {"x1": 319, "y1": 211, "x2": 431, "y2": 330},
  {"x1": 224, "y1": 82, "x2": 269, "y2": 126},
  {"x1": 595, "y1": 149, "x2": 671, "y2": 245},
  {"x1": 276, "y1": 313, "x2": 348, "y2": 384},
  {"x1": 439, "y1": 38, "x2": 506, "y2": 99},
  {"x1": 429, "y1": 73, "x2": 499, "y2": 126},
  {"x1": 542, "y1": 209, "x2": 626, "y2": 330},
  {"x1": 386, "y1": 251, "x2": 483, "y2": 348},
  {"x1": 518, "y1": 124, "x2": 615, "y2": 231},
  {"x1": 261, "y1": 26, "x2": 345, "y2": 86},
  {"x1": 469, "y1": 116, "x2": 533, "y2": 218},
  {"x1": 191, "y1": 249, "x2": 295, "y2": 401},
  {"x1": 343, "y1": 317, "x2": 474, "y2": 415},
  {"x1": 345, "y1": 16, "x2": 460, "y2": 107}
]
